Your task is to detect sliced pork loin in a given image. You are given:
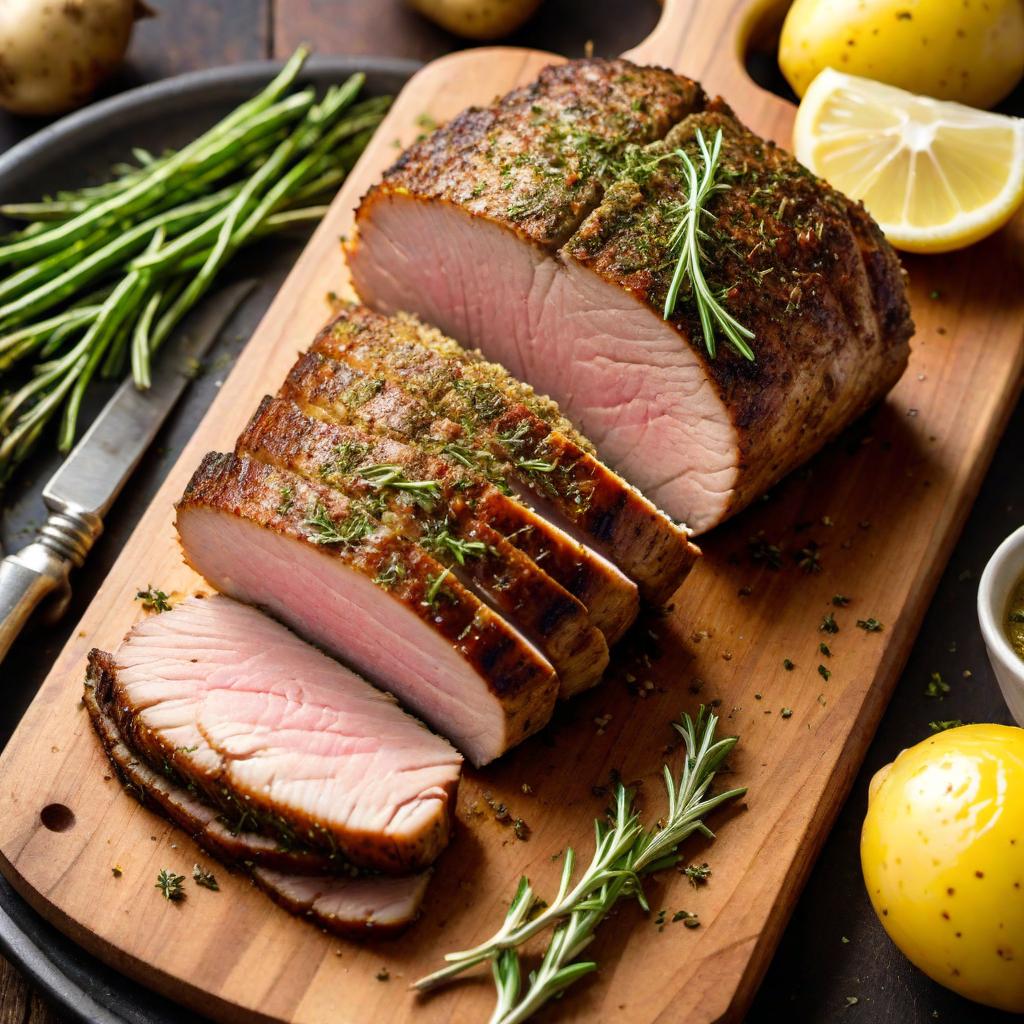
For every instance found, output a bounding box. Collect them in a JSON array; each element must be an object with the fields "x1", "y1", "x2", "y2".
[
  {"x1": 348, "y1": 65, "x2": 913, "y2": 534},
  {"x1": 86, "y1": 683, "x2": 338, "y2": 876},
  {"x1": 175, "y1": 456, "x2": 558, "y2": 765},
  {"x1": 252, "y1": 868, "x2": 430, "y2": 937},
  {"x1": 310, "y1": 306, "x2": 698, "y2": 605},
  {"x1": 237, "y1": 395, "x2": 608, "y2": 696},
  {"x1": 88, "y1": 684, "x2": 432, "y2": 934},
  {"x1": 280, "y1": 352, "x2": 639, "y2": 642},
  {"x1": 87, "y1": 595, "x2": 462, "y2": 870}
]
